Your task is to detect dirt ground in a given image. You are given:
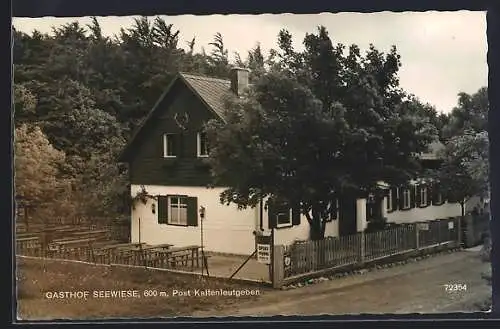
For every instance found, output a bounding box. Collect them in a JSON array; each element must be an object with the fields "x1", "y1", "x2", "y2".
[
  {"x1": 15, "y1": 257, "x2": 268, "y2": 320},
  {"x1": 204, "y1": 253, "x2": 271, "y2": 282},
  {"x1": 16, "y1": 247, "x2": 491, "y2": 320},
  {"x1": 193, "y1": 247, "x2": 492, "y2": 317}
]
